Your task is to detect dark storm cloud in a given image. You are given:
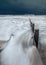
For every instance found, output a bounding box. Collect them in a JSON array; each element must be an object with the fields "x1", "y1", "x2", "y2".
[{"x1": 0, "y1": 0, "x2": 46, "y2": 14}]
